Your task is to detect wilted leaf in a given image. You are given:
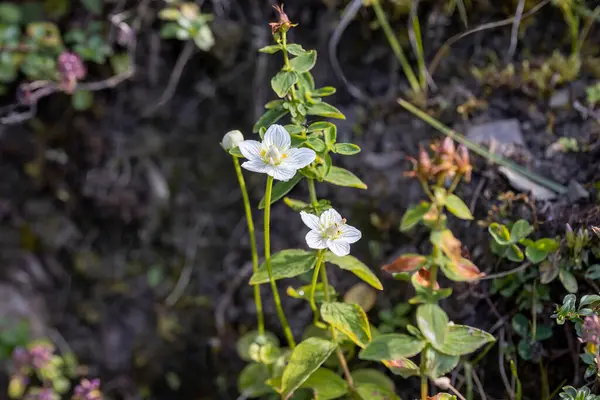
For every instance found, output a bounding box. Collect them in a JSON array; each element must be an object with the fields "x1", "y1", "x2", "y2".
[
  {"x1": 441, "y1": 257, "x2": 485, "y2": 281},
  {"x1": 382, "y1": 254, "x2": 427, "y2": 274},
  {"x1": 431, "y1": 230, "x2": 461, "y2": 265}
]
